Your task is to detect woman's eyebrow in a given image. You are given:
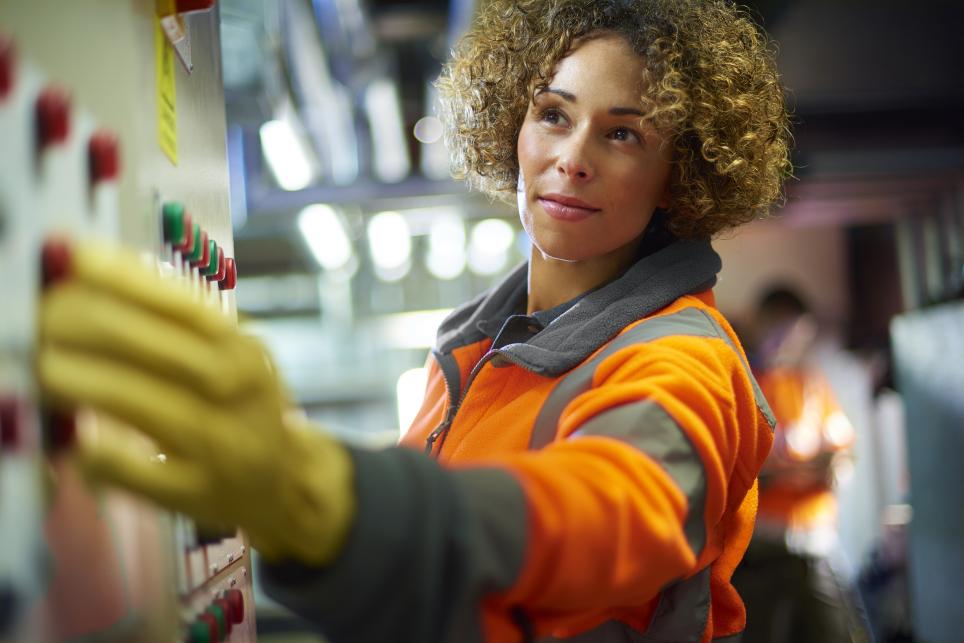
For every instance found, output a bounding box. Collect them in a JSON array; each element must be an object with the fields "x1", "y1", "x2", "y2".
[
  {"x1": 535, "y1": 88, "x2": 643, "y2": 117},
  {"x1": 537, "y1": 87, "x2": 577, "y2": 102},
  {"x1": 610, "y1": 106, "x2": 644, "y2": 117}
]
